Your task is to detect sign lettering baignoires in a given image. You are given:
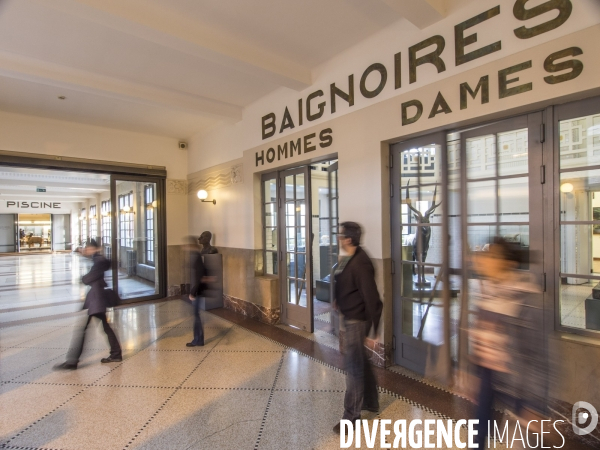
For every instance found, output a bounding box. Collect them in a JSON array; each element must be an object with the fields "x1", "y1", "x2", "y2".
[{"x1": 256, "y1": 0, "x2": 582, "y2": 166}]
